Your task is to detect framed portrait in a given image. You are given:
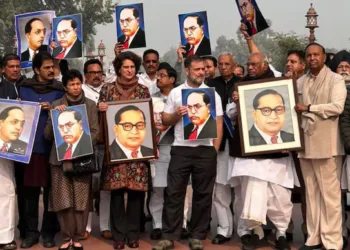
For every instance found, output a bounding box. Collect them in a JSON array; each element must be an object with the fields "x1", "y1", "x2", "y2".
[
  {"x1": 0, "y1": 99, "x2": 41, "y2": 163},
  {"x1": 104, "y1": 99, "x2": 157, "y2": 164},
  {"x1": 236, "y1": 77, "x2": 303, "y2": 156},
  {"x1": 152, "y1": 97, "x2": 174, "y2": 145},
  {"x1": 52, "y1": 13, "x2": 83, "y2": 59},
  {"x1": 178, "y1": 11, "x2": 212, "y2": 57},
  {"x1": 115, "y1": 3, "x2": 146, "y2": 49},
  {"x1": 15, "y1": 11, "x2": 55, "y2": 69},
  {"x1": 51, "y1": 104, "x2": 93, "y2": 161},
  {"x1": 181, "y1": 88, "x2": 217, "y2": 140},
  {"x1": 235, "y1": 0, "x2": 269, "y2": 36}
]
